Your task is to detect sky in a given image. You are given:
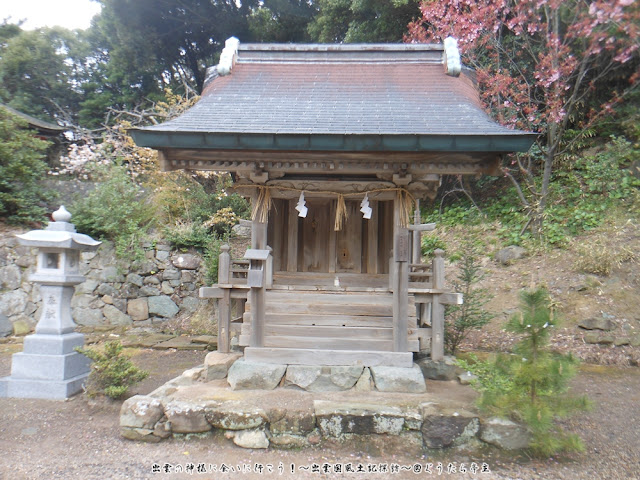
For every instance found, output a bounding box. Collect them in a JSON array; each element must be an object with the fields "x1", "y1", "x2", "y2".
[{"x1": 1, "y1": 0, "x2": 102, "y2": 30}]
